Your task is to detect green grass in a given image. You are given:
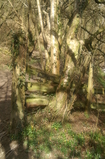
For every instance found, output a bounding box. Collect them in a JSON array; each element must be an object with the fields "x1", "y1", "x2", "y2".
[{"x1": 10, "y1": 121, "x2": 105, "y2": 159}]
